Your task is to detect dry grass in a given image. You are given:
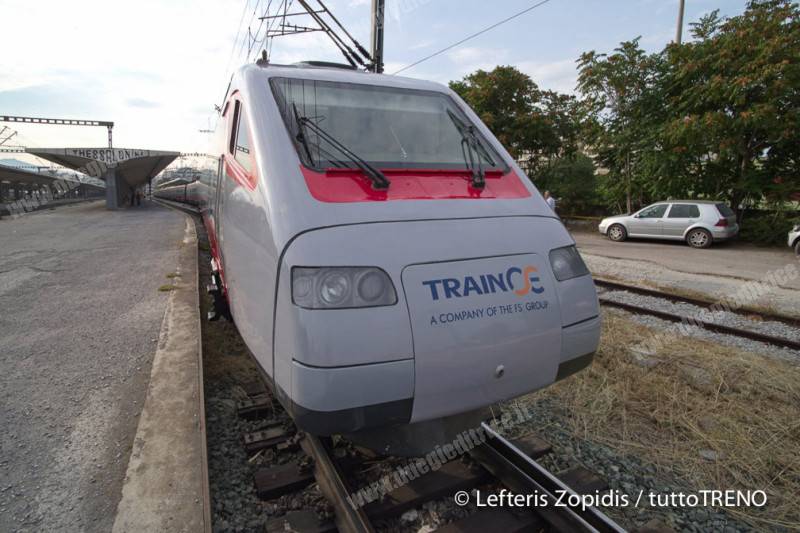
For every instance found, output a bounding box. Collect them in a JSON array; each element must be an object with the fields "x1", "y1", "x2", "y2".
[{"x1": 535, "y1": 310, "x2": 800, "y2": 530}]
